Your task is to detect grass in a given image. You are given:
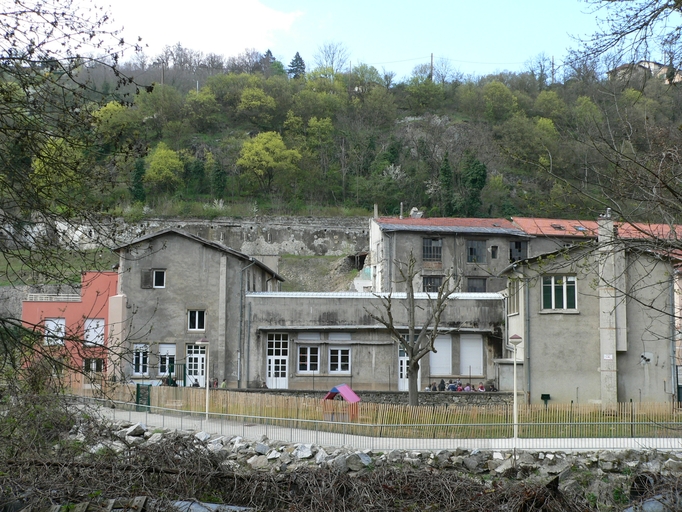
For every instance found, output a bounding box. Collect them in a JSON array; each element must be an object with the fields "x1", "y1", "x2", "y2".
[{"x1": 0, "y1": 250, "x2": 119, "y2": 287}]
